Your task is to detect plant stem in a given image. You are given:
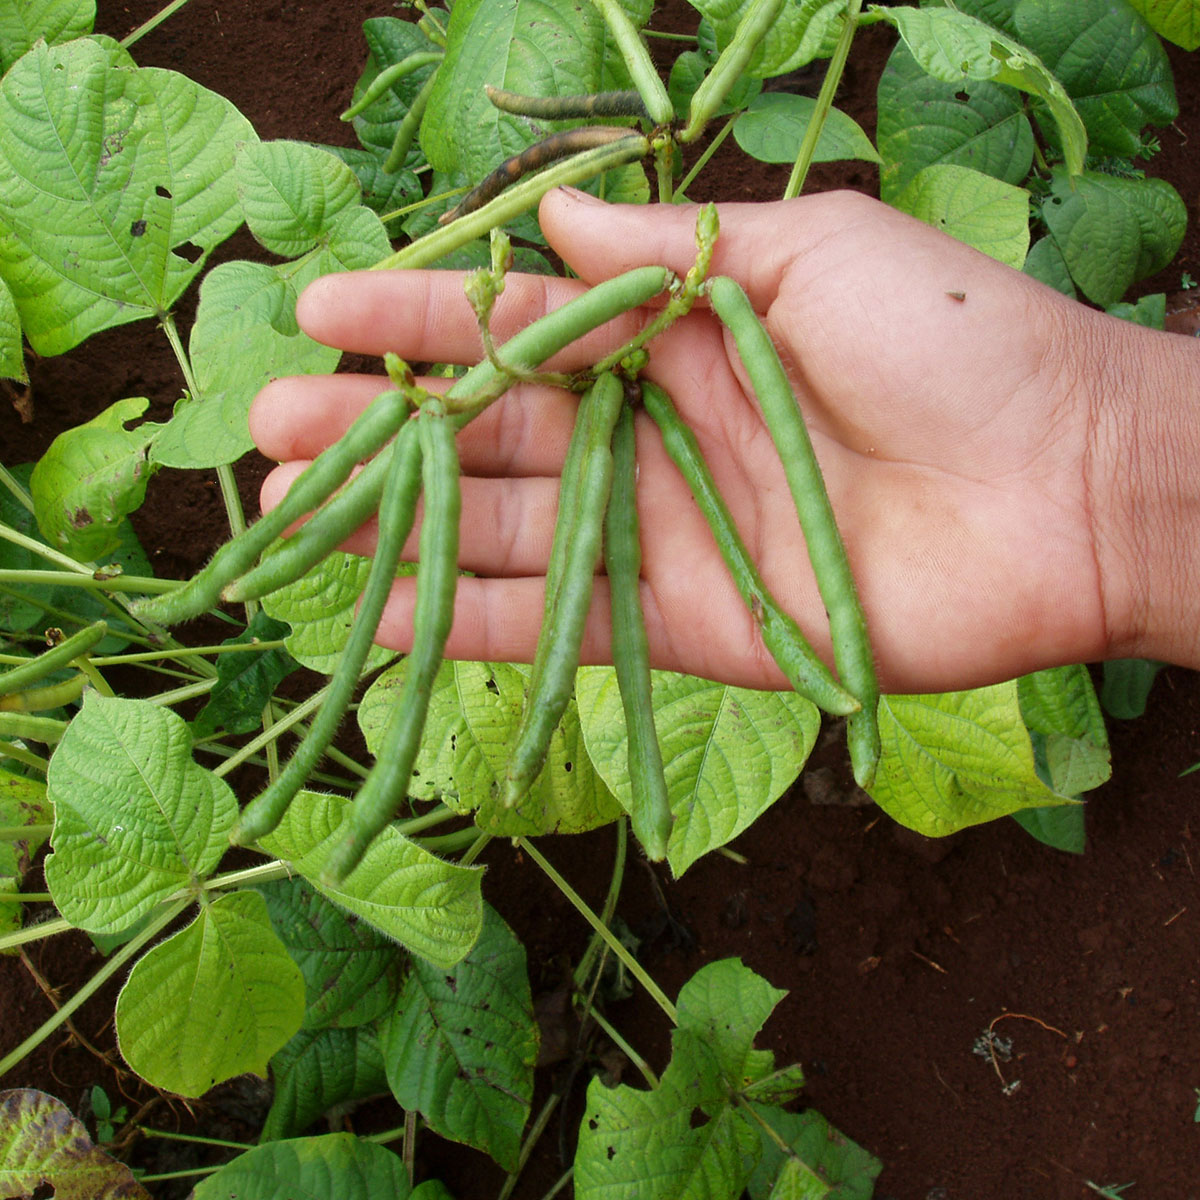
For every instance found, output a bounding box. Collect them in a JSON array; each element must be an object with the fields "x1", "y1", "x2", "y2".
[
  {"x1": 587, "y1": 1005, "x2": 659, "y2": 1088},
  {"x1": 145, "y1": 678, "x2": 217, "y2": 708},
  {"x1": 138, "y1": 1166, "x2": 223, "y2": 1183},
  {"x1": 574, "y1": 818, "x2": 627, "y2": 989},
  {"x1": 782, "y1": 0, "x2": 863, "y2": 199},
  {"x1": 138, "y1": 1127, "x2": 255, "y2": 1151},
  {"x1": 90, "y1": 640, "x2": 288, "y2": 668},
  {"x1": 0, "y1": 899, "x2": 189, "y2": 1077},
  {"x1": 0, "y1": 739, "x2": 50, "y2": 772},
  {"x1": 0, "y1": 914, "x2": 72, "y2": 951},
  {"x1": 0, "y1": 465, "x2": 33, "y2": 514},
  {"x1": 120, "y1": 0, "x2": 193, "y2": 47},
  {"x1": 541, "y1": 1167, "x2": 574, "y2": 1200},
  {"x1": 517, "y1": 836, "x2": 677, "y2": 1024},
  {"x1": 458, "y1": 832, "x2": 492, "y2": 867},
  {"x1": 0, "y1": 569, "x2": 177, "y2": 594},
  {"x1": 673, "y1": 115, "x2": 736, "y2": 200},
  {"x1": 497, "y1": 1091, "x2": 563, "y2": 1200},
  {"x1": 212, "y1": 683, "x2": 330, "y2": 779},
  {"x1": 0, "y1": 892, "x2": 51, "y2": 902},
  {"x1": 375, "y1": 136, "x2": 649, "y2": 270},
  {"x1": 0, "y1": 824, "x2": 52, "y2": 842}
]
